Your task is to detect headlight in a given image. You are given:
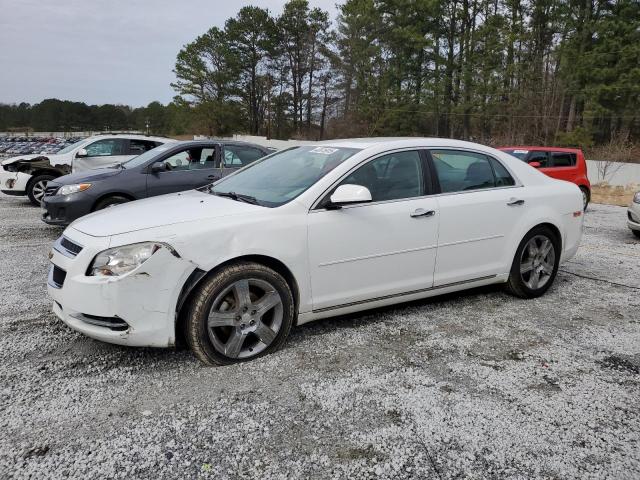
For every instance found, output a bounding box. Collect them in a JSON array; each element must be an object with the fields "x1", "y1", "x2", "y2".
[
  {"x1": 88, "y1": 242, "x2": 177, "y2": 277},
  {"x1": 58, "y1": 183, "x2": 91, "y2": 195},
  {"x1": 634, "y1": 192, "x2": 640, "y2": 204}
]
